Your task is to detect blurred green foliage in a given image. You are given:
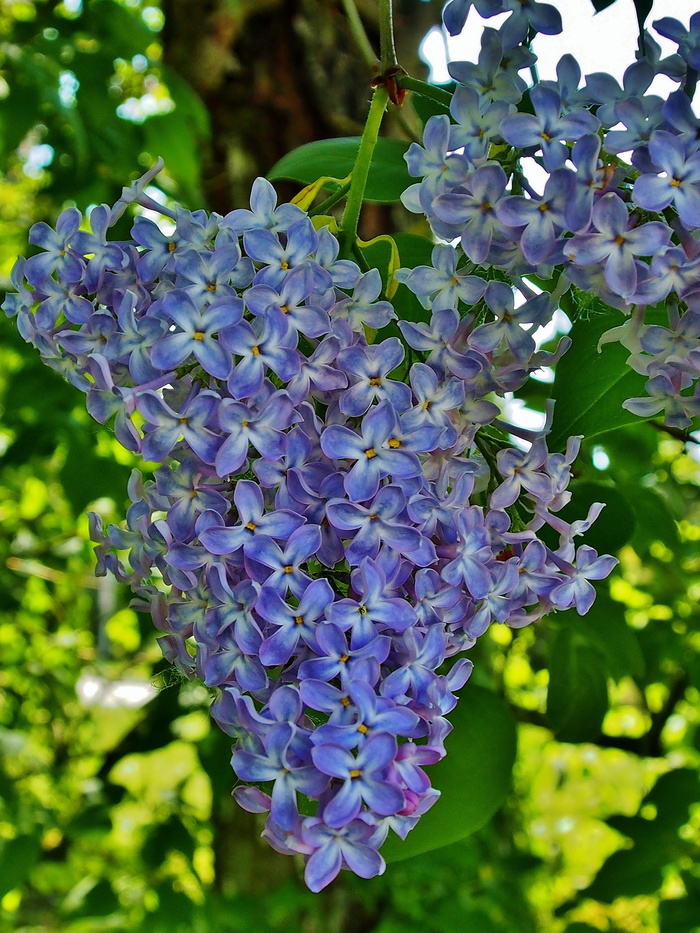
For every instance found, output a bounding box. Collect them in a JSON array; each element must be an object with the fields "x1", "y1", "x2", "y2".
[{"x1": 1, "y1": 2, "x2": 699, "y2": 932}]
